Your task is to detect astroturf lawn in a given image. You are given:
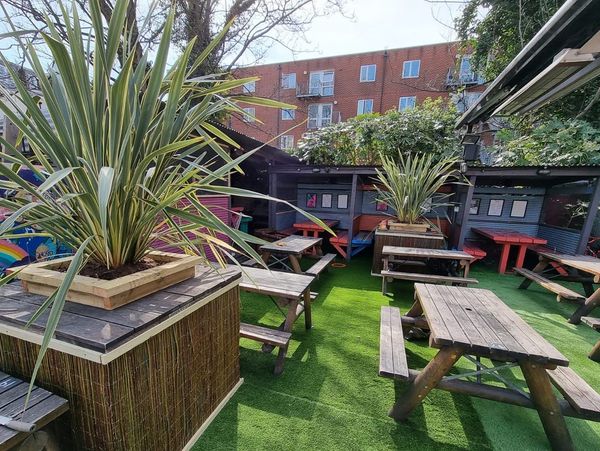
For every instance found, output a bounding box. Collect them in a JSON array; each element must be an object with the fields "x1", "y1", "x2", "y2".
[{"x1": 193, "y1": 253, "x2": 600, "y2": 450}]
